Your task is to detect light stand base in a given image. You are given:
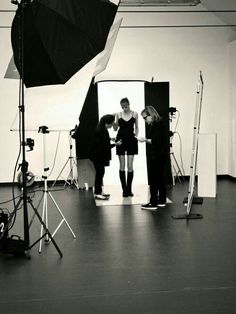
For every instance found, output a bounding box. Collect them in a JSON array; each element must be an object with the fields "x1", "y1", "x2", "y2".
[{"x1": 172, "y1": 213, "x2": 203, "y2": 219}]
